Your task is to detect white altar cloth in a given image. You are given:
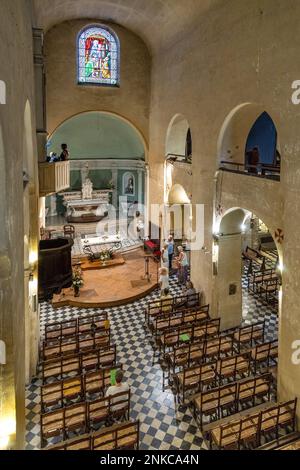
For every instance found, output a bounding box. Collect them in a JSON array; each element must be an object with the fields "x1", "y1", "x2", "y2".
[{"x1": 81, "y1": 234, "x2": 123, "y2": 247}]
